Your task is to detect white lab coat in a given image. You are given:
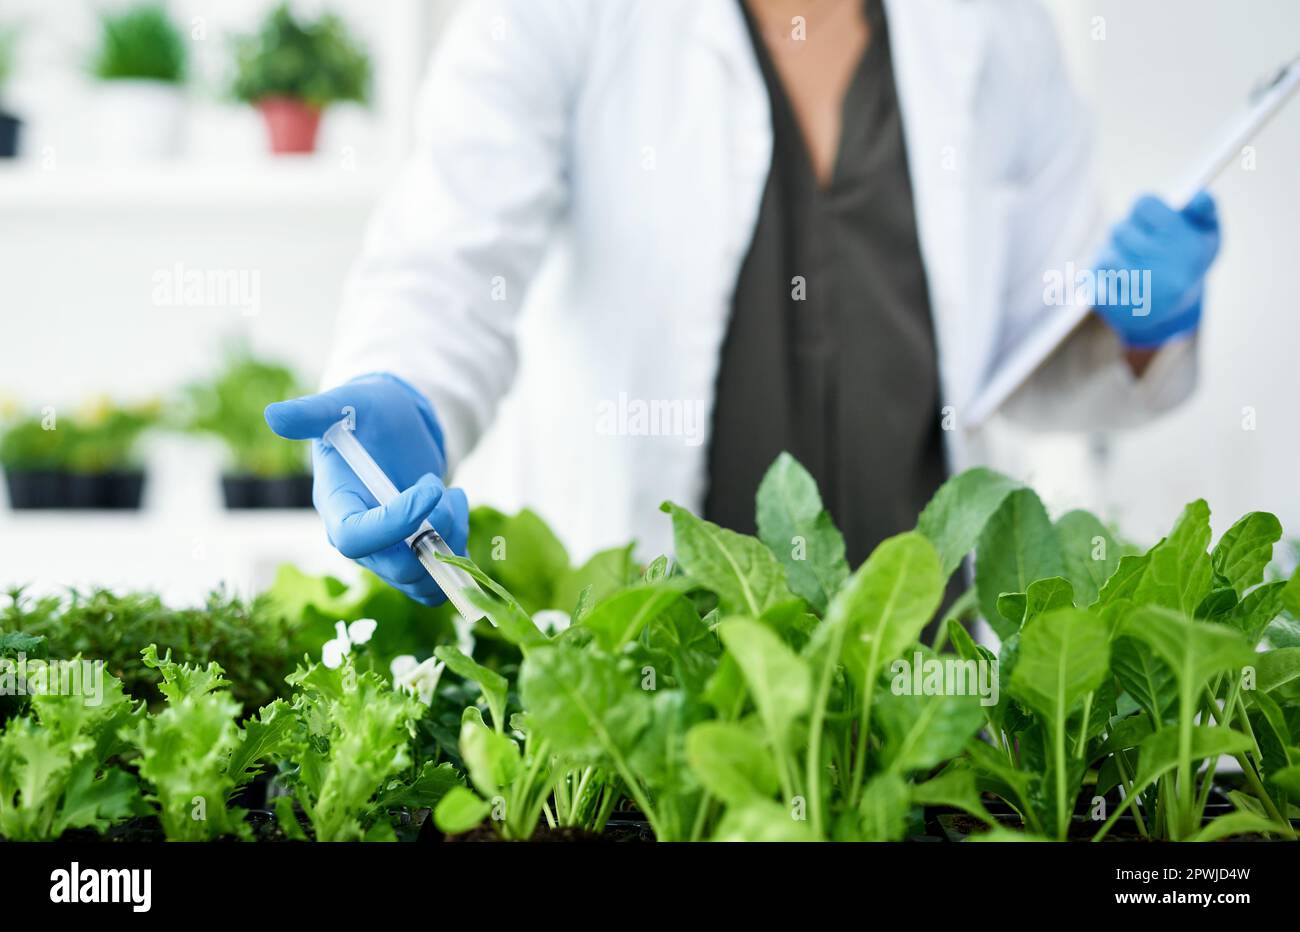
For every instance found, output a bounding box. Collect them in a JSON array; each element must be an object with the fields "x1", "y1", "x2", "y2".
[{"x1": 324, "y1": 0, "x2": 1197, "y2": 561}]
